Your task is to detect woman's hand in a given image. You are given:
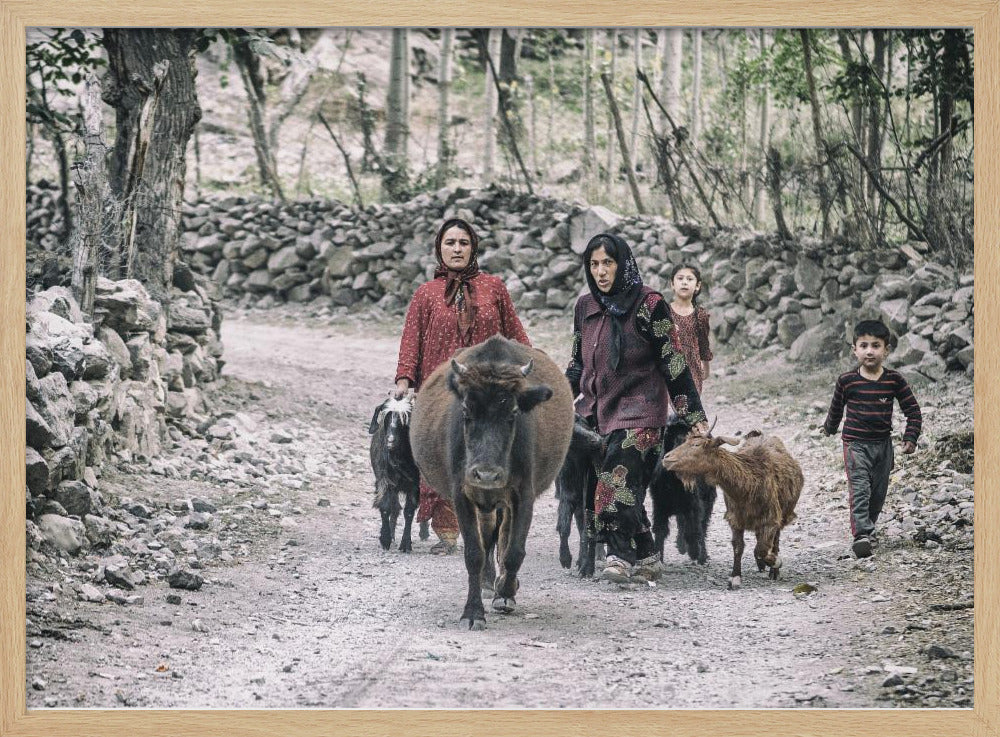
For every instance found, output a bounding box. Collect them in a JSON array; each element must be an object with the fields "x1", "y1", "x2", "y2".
[{"x1": 393, "y1": 379, "x2": 411, "y2": 399}]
